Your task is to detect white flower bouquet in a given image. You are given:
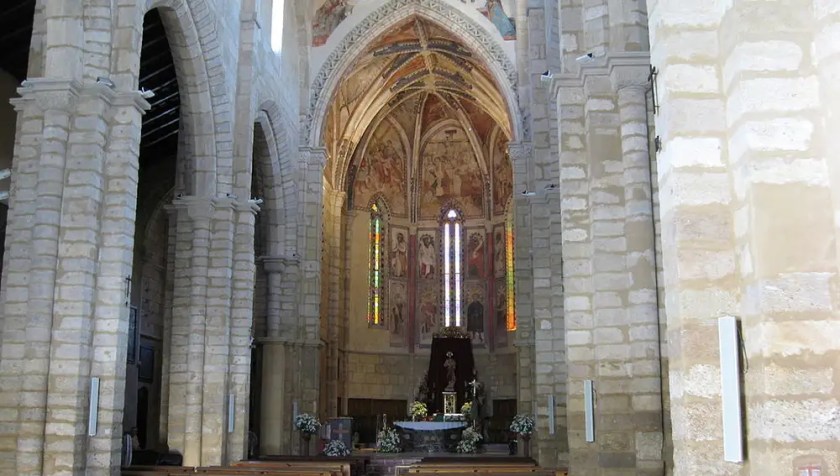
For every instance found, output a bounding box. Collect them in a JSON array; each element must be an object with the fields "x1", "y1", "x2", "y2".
[
  {"x1": 323, "y1": 439, "x2": 351, "y2": 457},
  {"x1": 409, "y1": 400, "x2": 428, "y2": 421},
  {"x1": 294, "y1": 413, "x2": 321, "y2": 435},
  {"x1": 456, "y1": 426, "x2": 482, "y2": 453},
  {"x1": 376, "y1": 427, "x2": 402, "y2": 453},
  {"x1": 509, "y1": 414, "x2": 535, "y2": 435}
]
